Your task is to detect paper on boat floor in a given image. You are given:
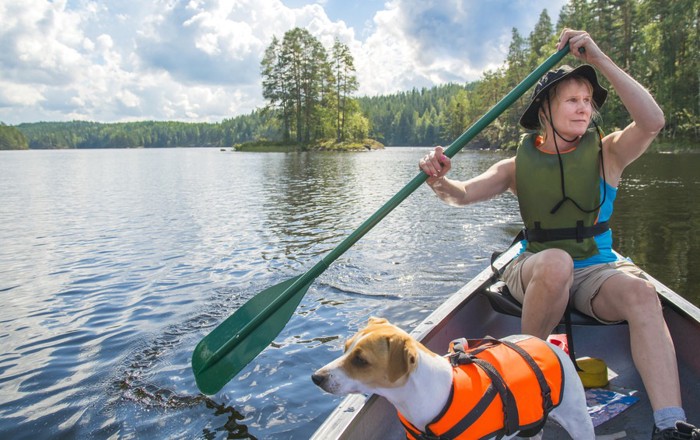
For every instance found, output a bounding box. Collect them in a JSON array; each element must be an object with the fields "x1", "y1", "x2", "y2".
[{"x1": 586, "y1": 387, "x2": 639, "y2": 427}]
